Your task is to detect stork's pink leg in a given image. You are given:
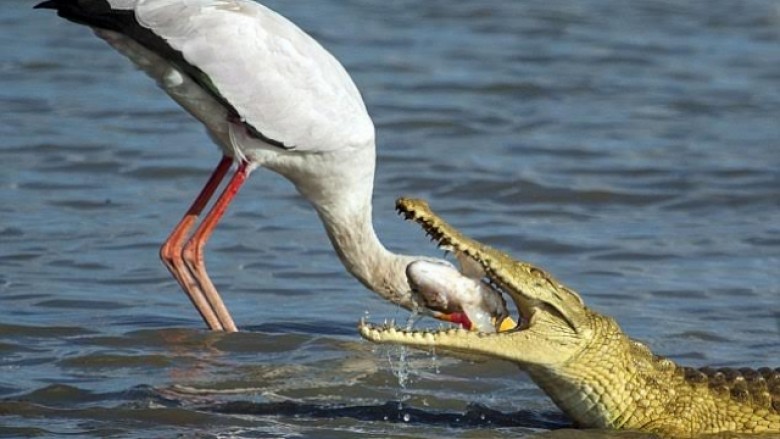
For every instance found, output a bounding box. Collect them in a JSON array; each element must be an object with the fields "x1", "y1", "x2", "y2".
[
  {"x1": 160, "y1": 156, "x2": 232, "y2": 331},
  {"x1": 182, "y1": 161, "x2": 250, "y2": 333}
]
